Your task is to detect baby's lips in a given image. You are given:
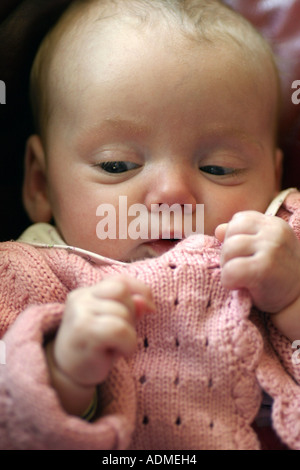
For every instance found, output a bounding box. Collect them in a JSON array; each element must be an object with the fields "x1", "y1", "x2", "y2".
[{"x1": 133, "y1": 295, "x2": 156, "y2": 318}]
